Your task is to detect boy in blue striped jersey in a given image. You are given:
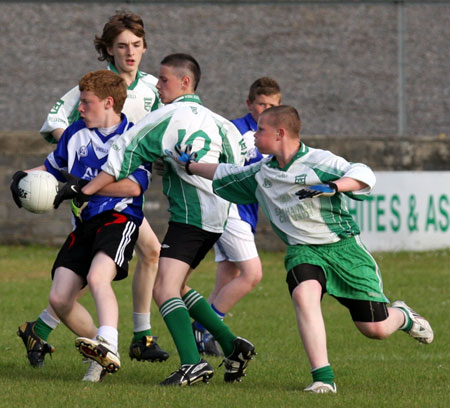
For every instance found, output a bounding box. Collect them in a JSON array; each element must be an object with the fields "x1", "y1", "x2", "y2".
[
  {"x1": 36, "y1": 11, "x2": 168, "y2": 368},
  {"x1": 12, "y1": 70, "x2": 151, "y2": 382}
]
